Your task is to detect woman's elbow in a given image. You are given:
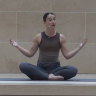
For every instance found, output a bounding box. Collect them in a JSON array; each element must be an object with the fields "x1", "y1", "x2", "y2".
[
  {"x1": 65, "y1": 56, "x2": 70, "y2": 60},
  {"x1": 27, "y1": 53, "x2": 33, "y2": 58},
  {"x1": 64, "y1": 55, "x2": 71, "y2": 60},
  {"x1": 27, "y1": 55, "x2": 32, "y2": 58}
]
